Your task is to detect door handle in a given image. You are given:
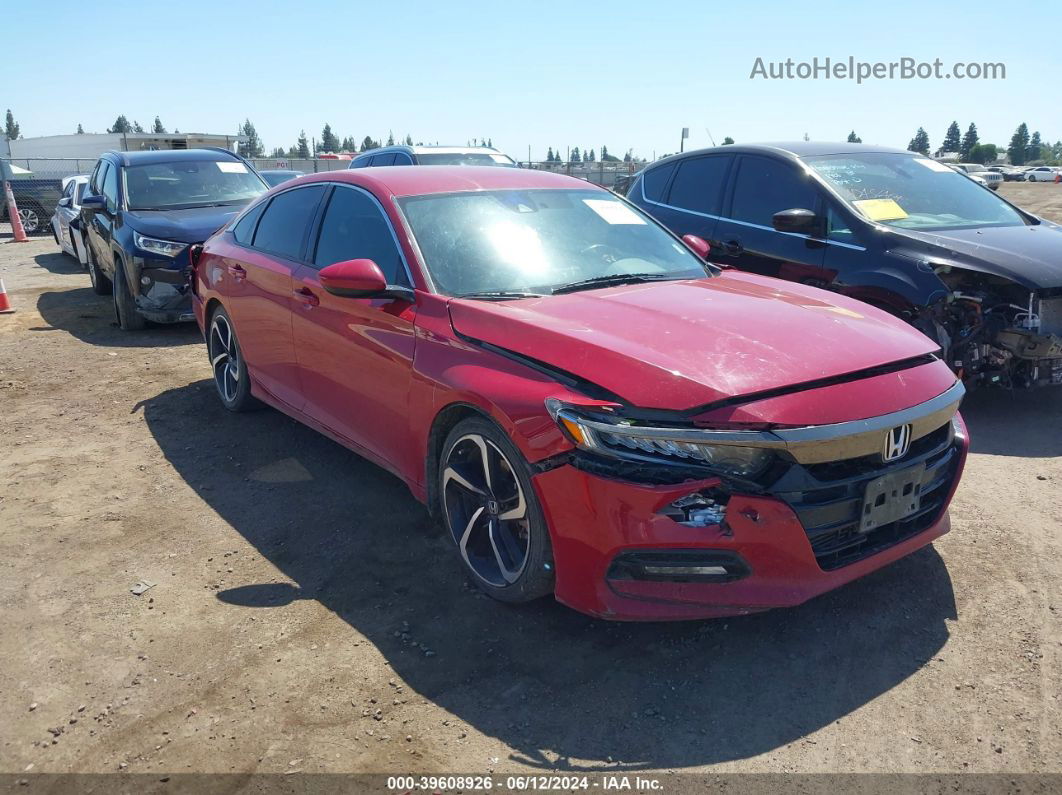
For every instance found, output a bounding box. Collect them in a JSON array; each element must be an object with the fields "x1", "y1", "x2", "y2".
[
  {"x1": 293, "y1": 286, "x2": 320, "y2": 308},
  {"x1": 723, "y1": 239, "x2": 743, "y2": 255},
  {"x1": 227, "y1": 264, "x2": 247, "y2": 280}
]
